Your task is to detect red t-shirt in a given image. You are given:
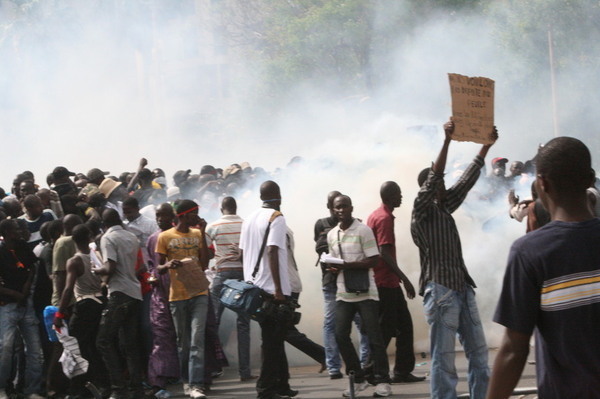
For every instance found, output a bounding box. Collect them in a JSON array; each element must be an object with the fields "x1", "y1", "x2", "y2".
[{"x1": 366, "y1": 204, "x2": 400, "y2": 288}]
